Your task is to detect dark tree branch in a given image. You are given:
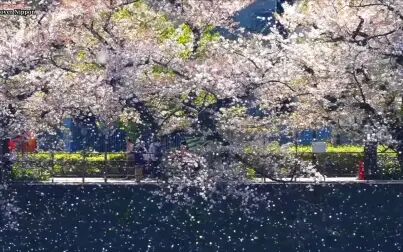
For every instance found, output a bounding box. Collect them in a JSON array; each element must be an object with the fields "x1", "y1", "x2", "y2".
[
  {"x1": 349, "y1": 1, "x2": 403, "y2": 21},
  {"x1": 352, "y1": 16, "x2": 365, "y2": 40},
  {"x1": 83, "y1": 21, "x2": 115, "y2": 51},
  {"x1": 49, "y1": 54, "x2": 78, "y2": 73},
  {"x1": 152, "y1": 59, "x2": 190, "y2": 80}
]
